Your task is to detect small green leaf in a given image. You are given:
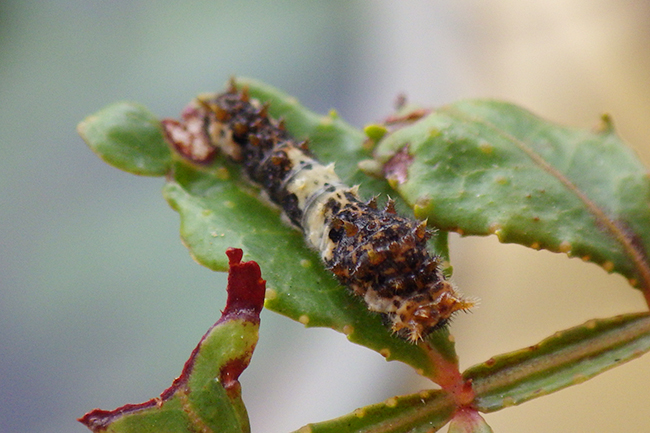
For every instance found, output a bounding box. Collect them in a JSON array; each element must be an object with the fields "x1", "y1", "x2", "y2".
[
  {"x1": 465, "y1": 312, "x2": 650, "y2": 412},
  {"x1": 364, "y1": 124, "x2": 388, "y2": 142},
  {"x1": 375, "y1": 101, "x2": 650, "y2": 292},
  {"x1": 79, "y1": 249, "x2": 265, "y2": 433},
  {"x1": 79, "y1": 102, "x2": 171, "y2": 176},
  {"x1": 295, "y1": 389, "x2": 455, "y2": 433}
]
